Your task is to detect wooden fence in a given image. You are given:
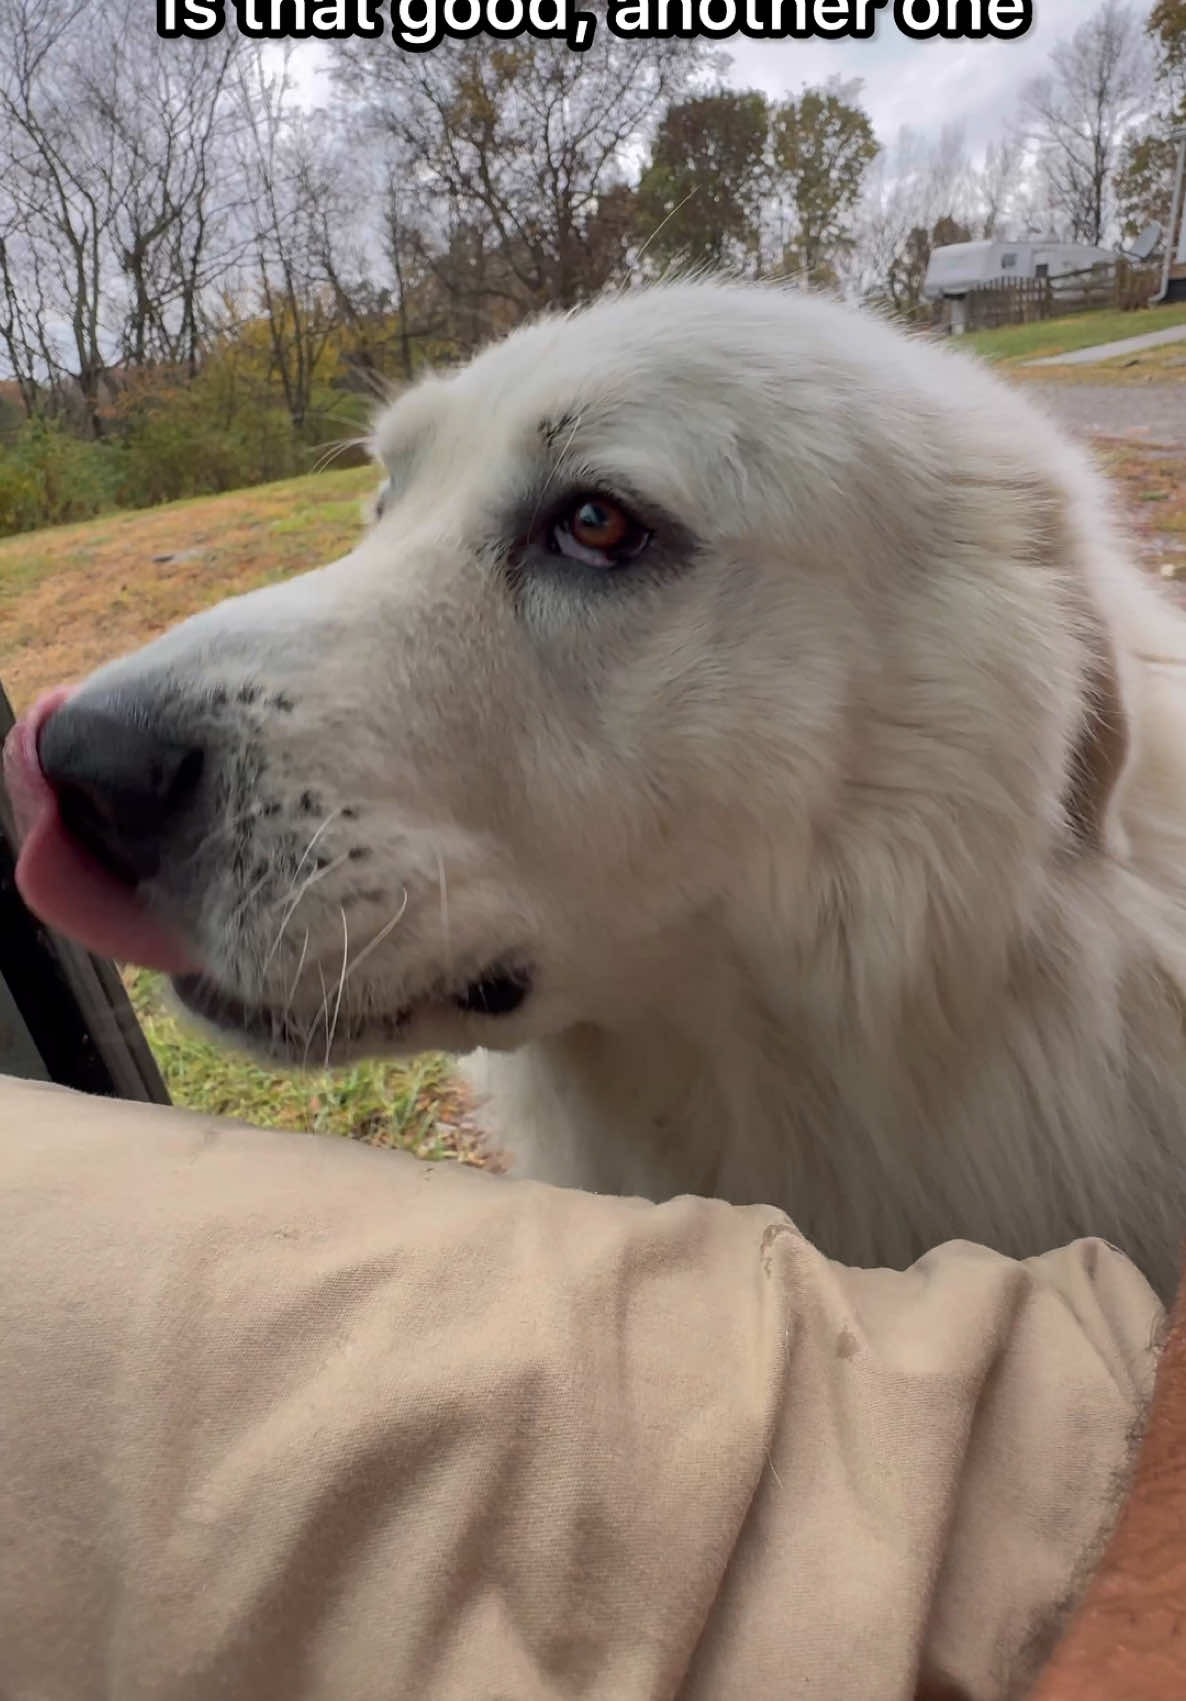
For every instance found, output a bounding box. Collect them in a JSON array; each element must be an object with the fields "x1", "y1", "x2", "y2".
[{"x1": 945, "y1": 260, "x2": 1163, "y2": 333}]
